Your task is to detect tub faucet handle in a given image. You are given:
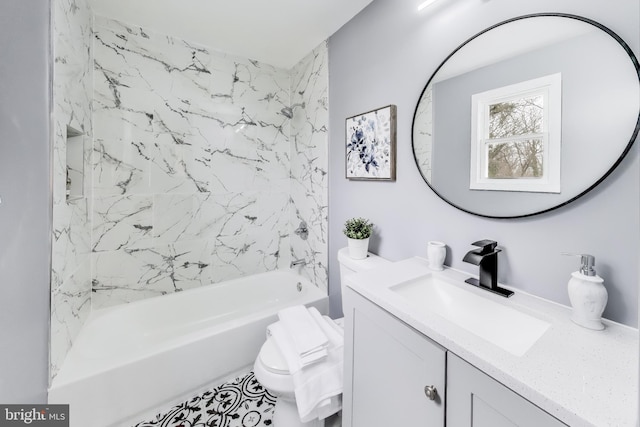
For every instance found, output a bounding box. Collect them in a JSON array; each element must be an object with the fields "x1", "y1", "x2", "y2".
[{"x1": 294, "y1": 221, "x2": 309, "y2": 240}]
